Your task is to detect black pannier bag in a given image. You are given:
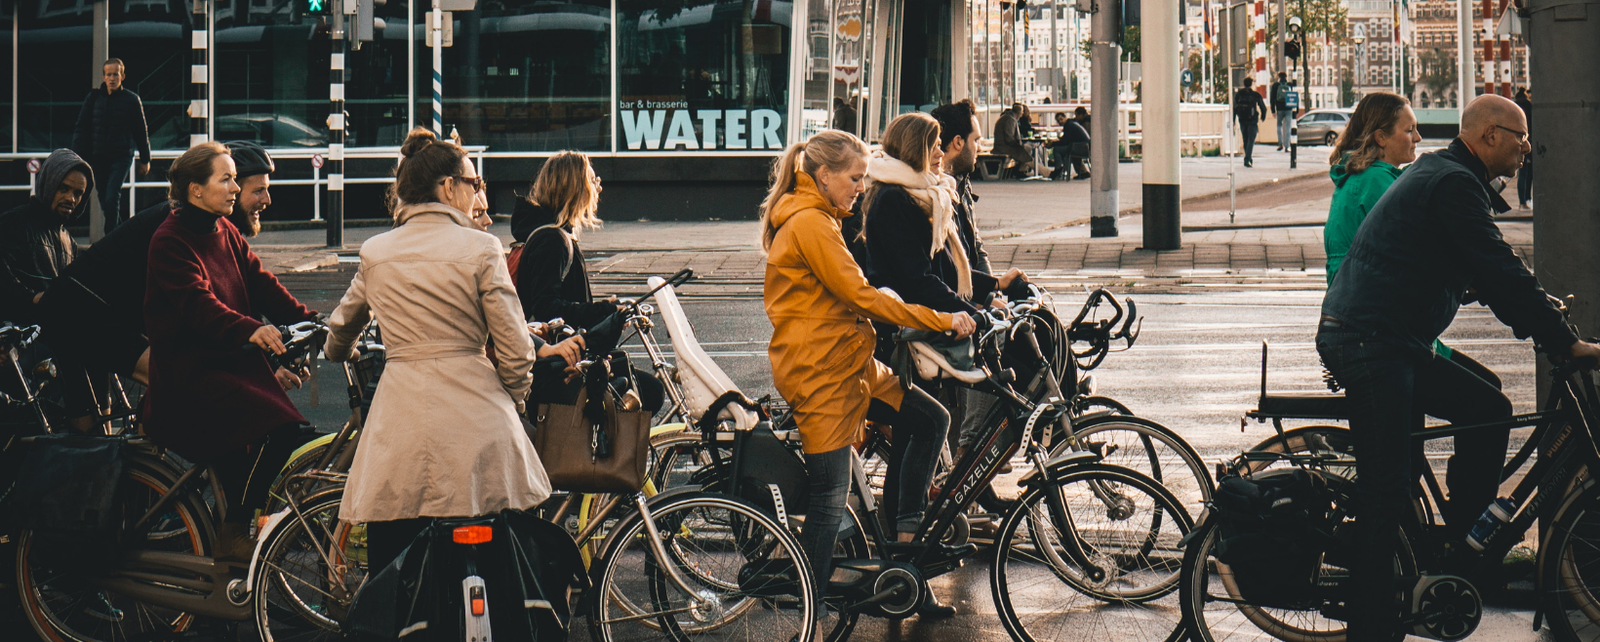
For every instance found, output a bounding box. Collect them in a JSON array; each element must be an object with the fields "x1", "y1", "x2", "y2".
[
  {"x1": 7, "y1": 434, "x2": 125, "y2": 541},
  {"x1": 1208, "y1": 468, "x2": 1340, "y2": 610}
]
